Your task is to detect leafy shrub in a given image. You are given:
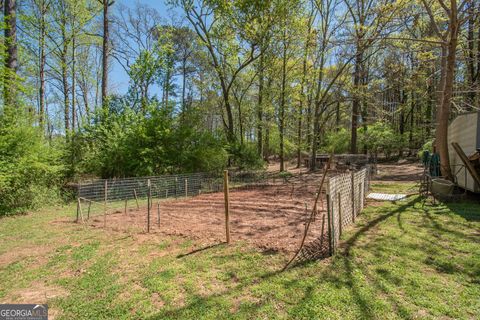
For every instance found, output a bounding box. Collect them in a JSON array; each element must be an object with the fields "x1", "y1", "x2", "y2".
[
  {"x1": 321, "y1": 128, "x2": 350, "y2": 153},
  {"x1": 0, "y1": 119, "x2": 63, "y2": 215},
  {"x1": 267, "y1": 126, "x2": 297, "y2": 159},
  {"x1": 358, "y1": 122, "x2": 405, "y2": 158},
  {"x1": 71, "y1": 104, "x2": 229, "y2": 178},
  {"x1": 229, "y1": 141, "x2": 265, "y2": 170}
]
